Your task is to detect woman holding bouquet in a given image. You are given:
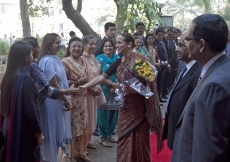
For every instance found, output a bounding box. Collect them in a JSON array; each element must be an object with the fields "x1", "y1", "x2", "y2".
[{"x1": 81, "y1": 33, "x2": 163, "y2": 162}]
